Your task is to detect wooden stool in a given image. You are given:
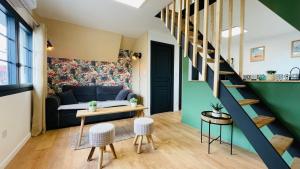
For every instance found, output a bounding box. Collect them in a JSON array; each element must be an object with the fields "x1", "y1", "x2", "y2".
[
  {"x1": 133, "y1": 117, "x2": 156, "y2": 153},
  {"x1": 87, "y1": 123, "x2": 117, "y2": 169}
]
